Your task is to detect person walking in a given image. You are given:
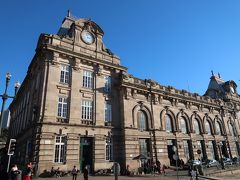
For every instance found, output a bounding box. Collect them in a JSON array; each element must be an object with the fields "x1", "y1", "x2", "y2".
[
  {"x1": 10, "y1": 164, "x2": 20, "y2": 180},
  {"x1": 83, "y1": 166, "x2": 89, "y2": 180},
  {"x1": 23, "y1": 162, "x2": 33, "y2": 180},
  {"x1": 72, "y1": 165, "x2": 78, "y2": 180}
]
